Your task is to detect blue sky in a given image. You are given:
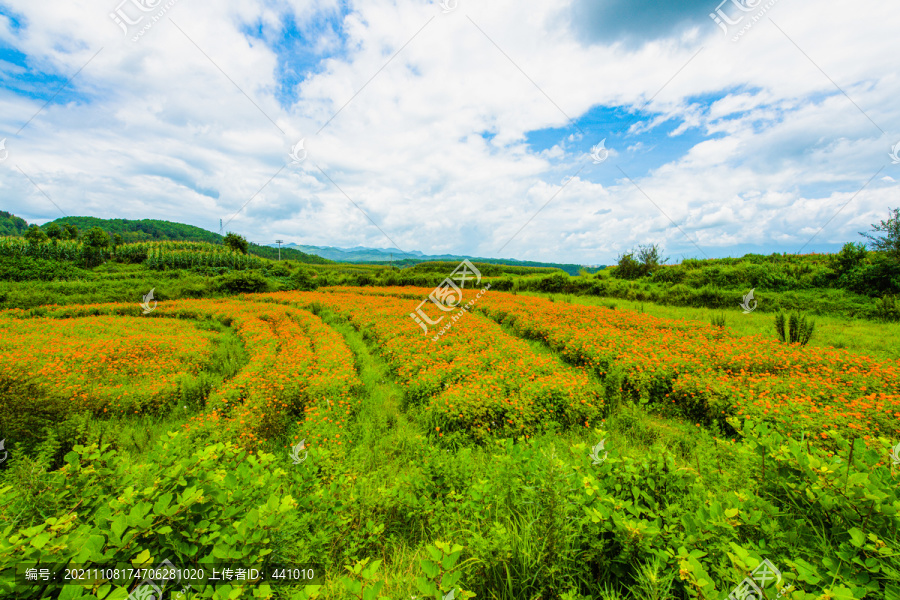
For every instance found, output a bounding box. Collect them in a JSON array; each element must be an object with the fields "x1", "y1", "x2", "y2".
[{"x1": 0, "y1": 0, "x2": 897, "y2": 264}]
